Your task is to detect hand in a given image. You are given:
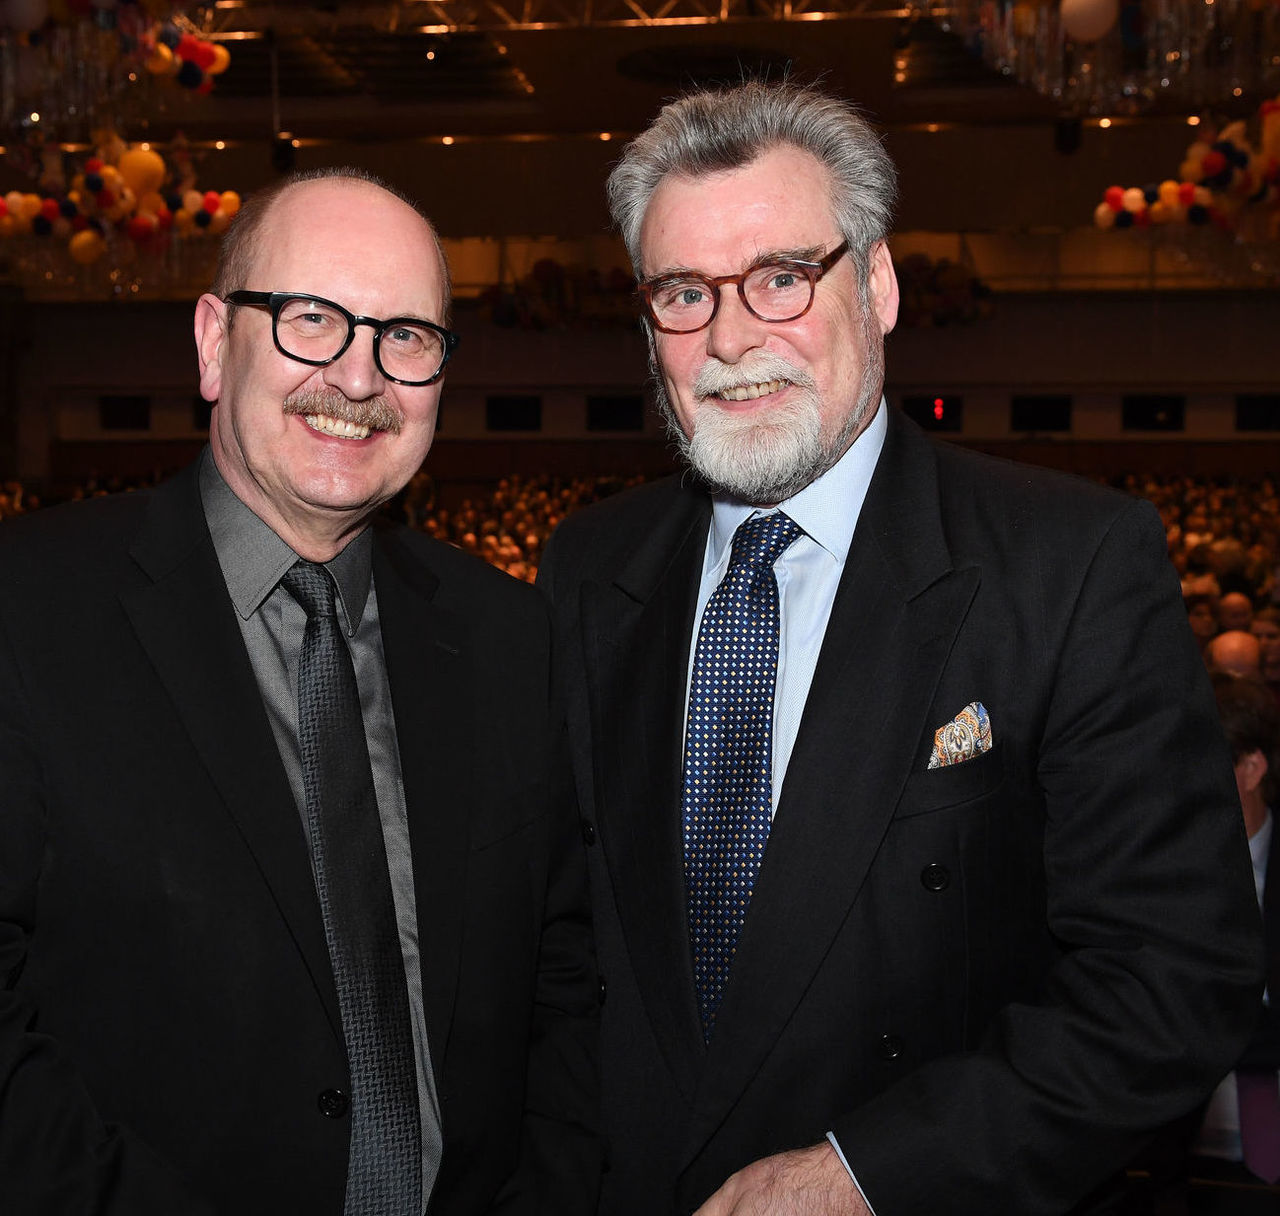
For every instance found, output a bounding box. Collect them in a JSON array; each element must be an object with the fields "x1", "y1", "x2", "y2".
[{"x1": 692, "y1": 1142, "x2": 870, "y2": 1216}]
